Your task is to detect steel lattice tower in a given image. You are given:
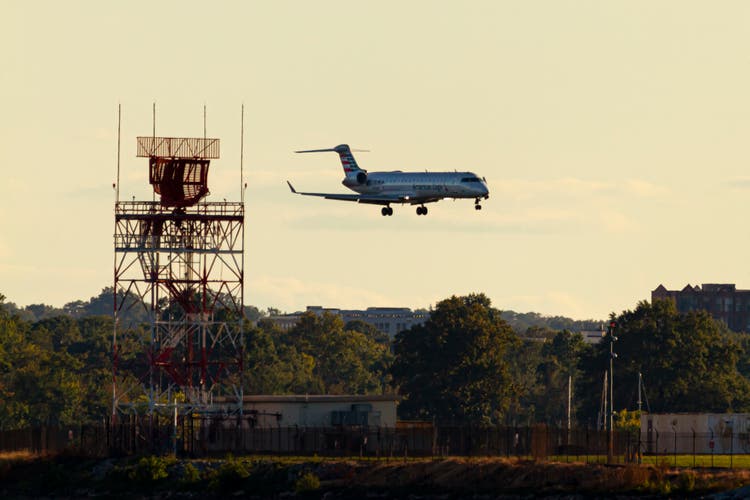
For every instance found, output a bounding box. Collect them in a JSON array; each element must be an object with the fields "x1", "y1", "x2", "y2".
[{"x1": 113, "y1": 135, "x2": 244, "y2": 417}]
